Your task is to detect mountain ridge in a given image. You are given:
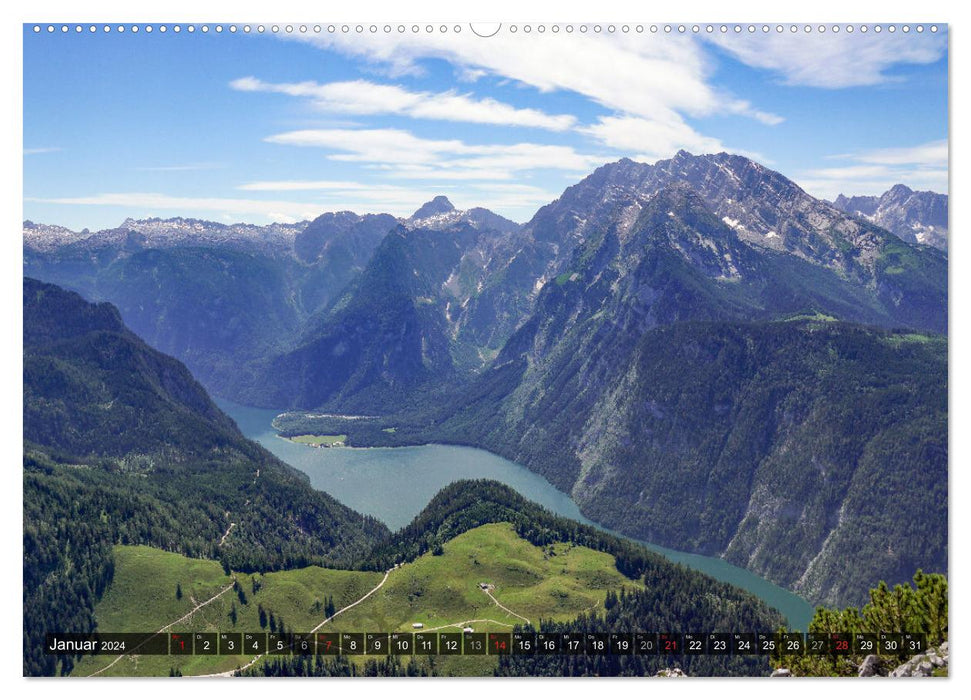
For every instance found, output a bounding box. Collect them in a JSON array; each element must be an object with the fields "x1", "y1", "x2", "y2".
[
  {"x1": 23, "y1": 277, "x2": 390, "y2": 675},
  {"x1": 23, "y1": 152, "x2": 948, "y2": 610},
  {"x1": 832, "y1": 184, "x2": 948, "y2": 250}
]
